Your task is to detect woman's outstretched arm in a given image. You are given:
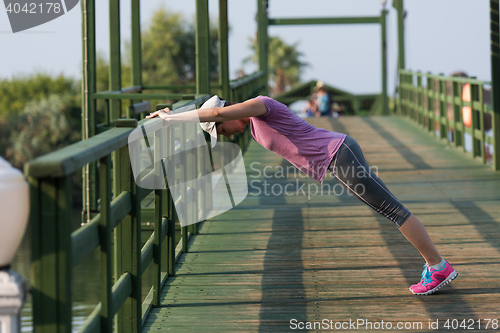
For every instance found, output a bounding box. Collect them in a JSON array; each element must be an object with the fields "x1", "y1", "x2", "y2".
[{"x1": 146, "y1": 98, "x2": 268, "y2": 123}]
